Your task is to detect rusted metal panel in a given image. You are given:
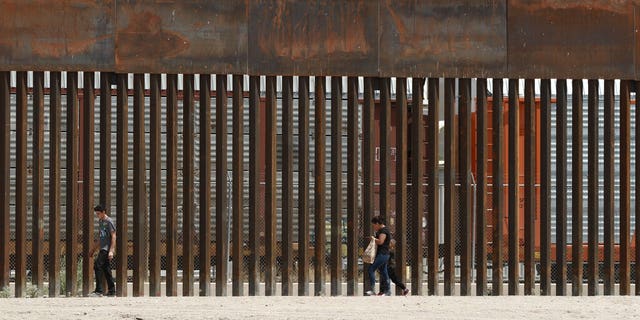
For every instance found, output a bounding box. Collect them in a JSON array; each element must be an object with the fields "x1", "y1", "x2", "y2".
[
  {"x1": 556, "y1": 79, "x2": 568, "y2": 296},
  {"x1": 475, "y1": 78, "x2": 487, "y2": 296},
  {"x1": 199, "y1": 74, "x2": 212, "y2": 297},
  {"x1": 587, "y1": 79, "x2": 599, "y2": 296},
  {"x1": 491, "y1": 78, "x2": 504, "y2": 296},
  {"x1": 214, "y1": 74, "x2": 229, "y2": 296},
  {"x1": 165, "y1": 74, "x2": 179, "y2": 297},
  {"x1": 32, "y1": 71, "x2": 45, "y2": 291},
  {"x1": 248, "y1": 76, "x2": 260, "y2": 296},
  {"x1": 620, "y1": 80, "x2": 631, "y2": 295},
  {"x1": 148, "y1": 74, "x2": 161, "y2": 297},
  {"x1": 362, "y1": 78, "x2": 374, "y2": 294},
  {"x1": 248, "y1": 1, "x2": 378, "y2": 76},
  {"x1": 231, "y1": 75, "x2": 244, "y2": 297},
  {"x1": 132, "y1": 73, "x2": 146, "y2": 297},
  {"x1": 115, "y1": 1, "x2": 246, "y2": 74},
  {"x1": 571, "y1": 79, "x2": 583, "y2": 297},
  {"x1": 394, "y1": 78, "x2": 407, "y2": 297},
  {"x1": 539, "y1": 79, "x2": 552, "y2": 296},
  {"x1": 507, "y1": 79, "x2": 519, "y2": 296},
  {"x1": 0, "y1": 1, "x2": 115, "y2": 71},
  {"x1": 115, "y1": 73, "x2": 128, "y2": 297},
  {"x1": 379, "y1": 1, "x2": 507, "y2": 78},
  {"x1": 4, "y1": 1, "x2": 640, "y2": 79},
  {"x1": 508, "y1": 1, "x2": 635, "y2": 79},
  {"x1": 3, "y1": 1, "x2": 640, "y2": 79},
  {"x1": 265, "y1": 76, "x2": 277, "y2": 296},
  {"x1": 182, "y1": 74, "x2": 195, "y2": 297},
  {"x1": 15, "y1": 71, "x2": 27, "y2": 297},
  {"x1": 330, "y1": 76, "x2": 342, "y2": 296},
  {"x1": 443, "y1": 78, "x2": 455, "y2": 296},
  {"x1": 637, "y1": 7, "x2": 640, "y2": 78},
  {"x1": 82, "y1": 72, "x2": 95, "y2": 296},
  {"x1": 298, "y1": 77, "x2": 311, "y2": 296},
  {"x1": 48, "y1": 72, "x2": 62, "y2": 297},
  {"x1": 281, "y1": 76, "x2": 294, "y2": 296},
  {"x1": 424, "y1": 77, "x2": 436, "y2": 296},
  {"x1": 314, "y1": 77, "x2": 326, "y2": 296},
  {"x1": 523, "y1": 79, "x2": 535, "y2": 296},
  {"x1": 459, "y1": 78, "x2": 472, "y2": 296},
  {"x1": 346, "y1": 77, "x2": 358, "y2": 296},
  {"x1": 65, "y1": 72, "x2": 79, "y2": 297},
  {"x1": 0, "y1": 72, "x2": 8, "y2": 289}
]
